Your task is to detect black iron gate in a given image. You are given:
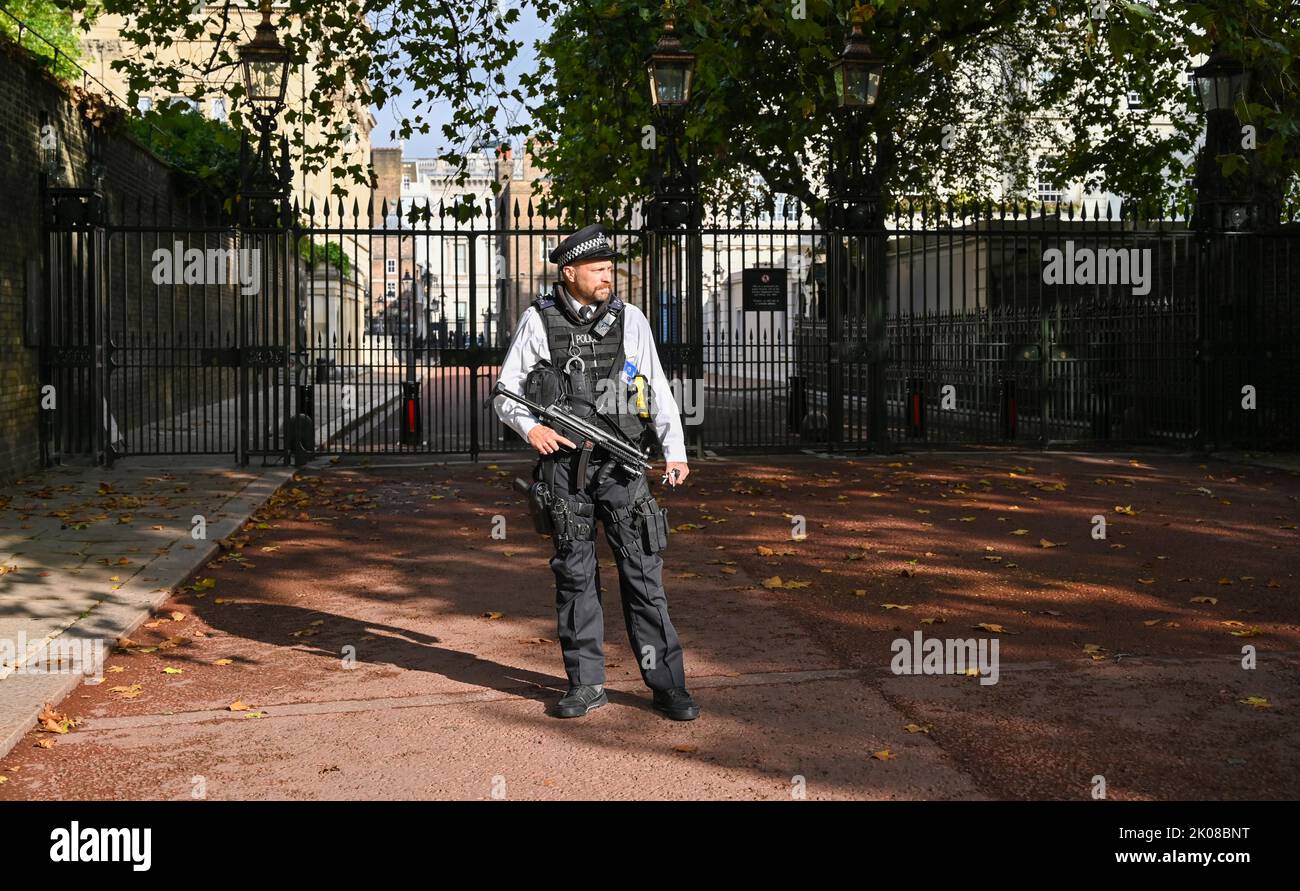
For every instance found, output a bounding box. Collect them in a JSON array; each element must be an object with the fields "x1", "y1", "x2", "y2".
[{"x1": 39, "y1": 190, "x2": 1300, "y2": 466}]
